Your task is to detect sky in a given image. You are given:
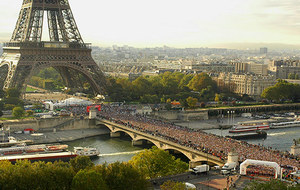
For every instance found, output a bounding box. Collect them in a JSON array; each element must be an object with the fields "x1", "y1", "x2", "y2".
[{"x1": 0, "y1": 0, "x2": 300, "y2": 48}]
